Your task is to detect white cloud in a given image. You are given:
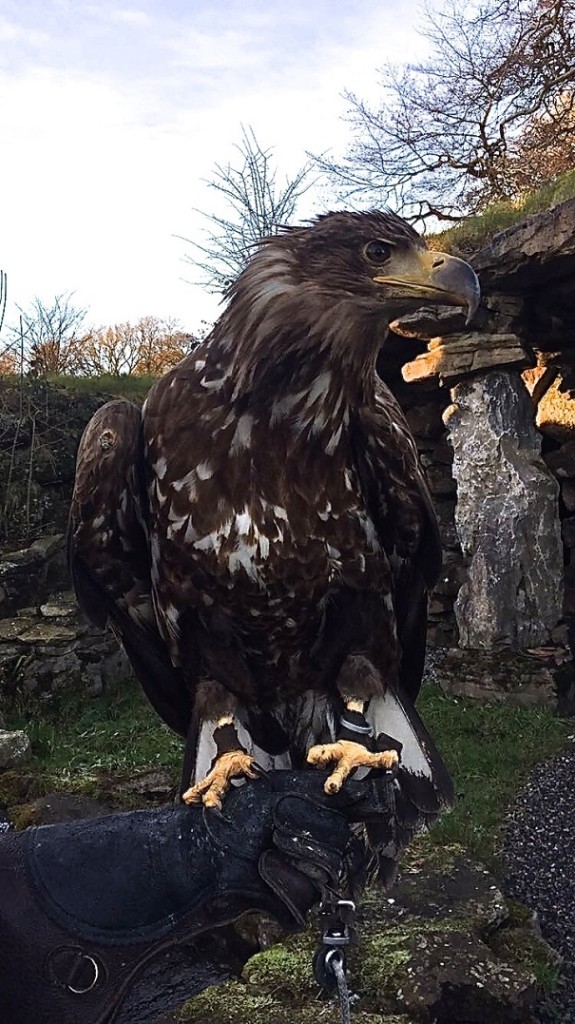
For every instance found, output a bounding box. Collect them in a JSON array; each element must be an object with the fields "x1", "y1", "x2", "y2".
[
  {"x1": 0, "y1": 0, "x2": 432, "y2": 336},
  {"x1": 110, "y1": 8, "x2": 152, "y2": 26},
  {"x1": 0, "y1": 15, "x2": 50, "y2": 47}
]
